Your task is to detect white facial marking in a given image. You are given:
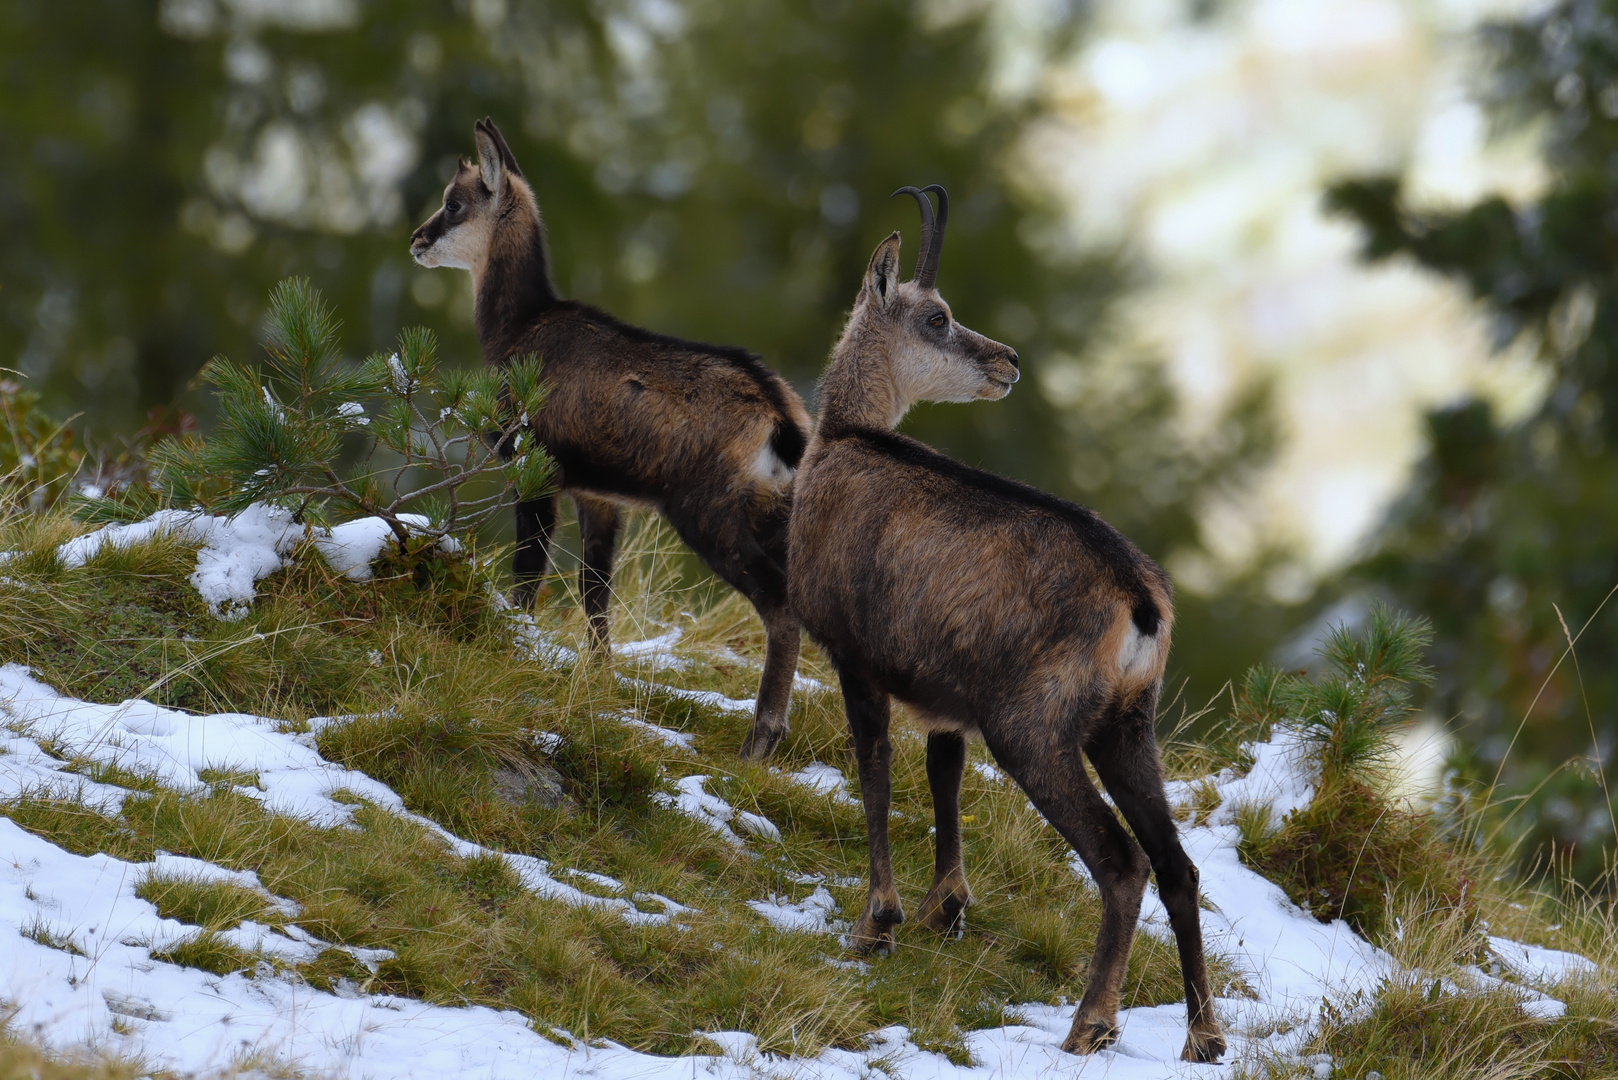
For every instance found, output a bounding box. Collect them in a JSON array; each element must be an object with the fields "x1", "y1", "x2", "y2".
[
  {"x1": 892, "y1": 338, "x2": 991, "y2": 407},
  {"x1": 415, "y1": 211, "x2": 492, "y2": 276}
]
